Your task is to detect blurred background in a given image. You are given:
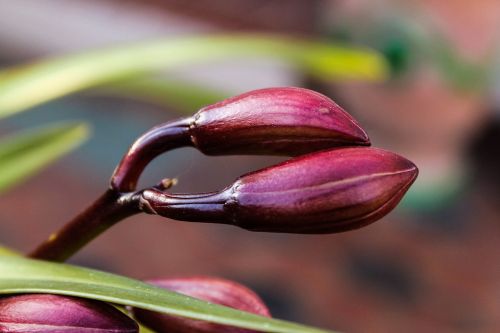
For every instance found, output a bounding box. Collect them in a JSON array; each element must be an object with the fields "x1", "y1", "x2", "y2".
[{"x1": 0, "y1": 0, "x2": 499, "y2": 332}]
